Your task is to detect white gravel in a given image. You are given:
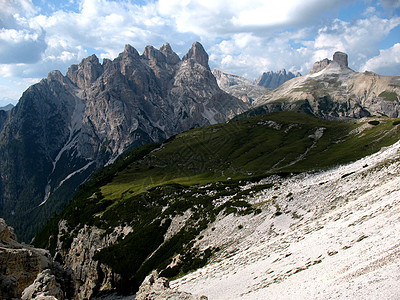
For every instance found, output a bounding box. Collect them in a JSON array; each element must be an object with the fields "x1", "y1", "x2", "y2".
[{"x1": 171, "y1": 140, "x2": 400, "y2": 299}]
